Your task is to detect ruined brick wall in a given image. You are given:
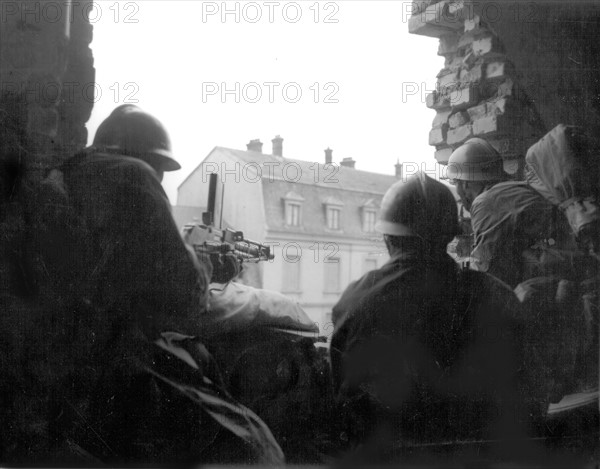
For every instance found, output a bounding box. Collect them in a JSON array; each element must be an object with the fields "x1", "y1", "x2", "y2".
[
  {"x1": 409, "y1": 1, "x2": 600, "y2": 176},
  {"x1": 1, "y1": 1, "x2": 94, "y2": 297},
  {"x1": 0, "y1": 0, "x2": 94, "y2": 172}
]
